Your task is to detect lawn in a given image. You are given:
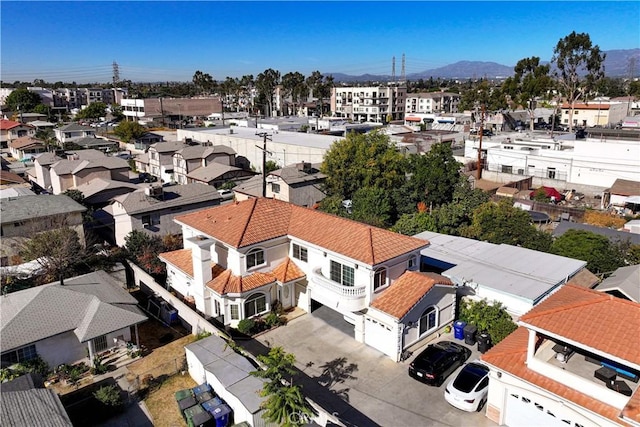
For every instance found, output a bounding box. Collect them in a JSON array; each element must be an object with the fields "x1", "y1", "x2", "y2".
[
  {"x1": 144, "y1": 373, "x2": 197, "y2": 427},
  {"x1": 126, "y1": 334, "x2": 197, "y2": 386}
]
